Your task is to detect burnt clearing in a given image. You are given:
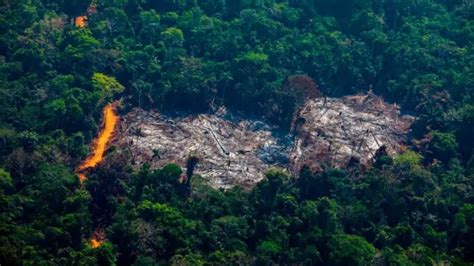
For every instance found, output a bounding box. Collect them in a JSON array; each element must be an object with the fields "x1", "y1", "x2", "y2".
[{"x1": 113, "y1": 93, "x2": 414, "y2": 189}]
